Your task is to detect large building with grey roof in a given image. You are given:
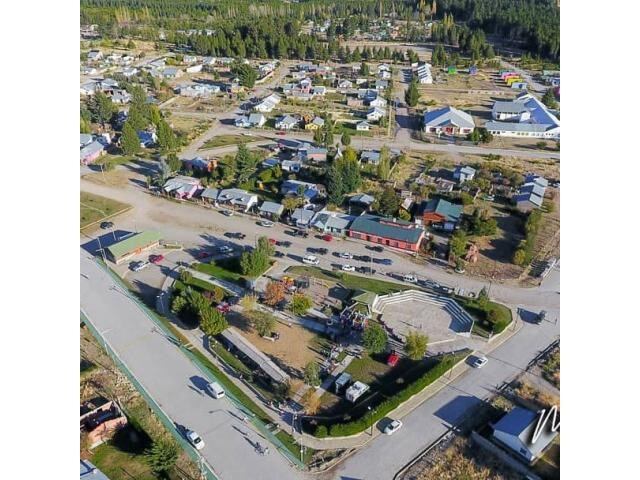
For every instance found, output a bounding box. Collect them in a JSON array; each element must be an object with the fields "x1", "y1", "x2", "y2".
[{"x1": 485, "y1": 93, "x2": 560, "y2": 139}]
